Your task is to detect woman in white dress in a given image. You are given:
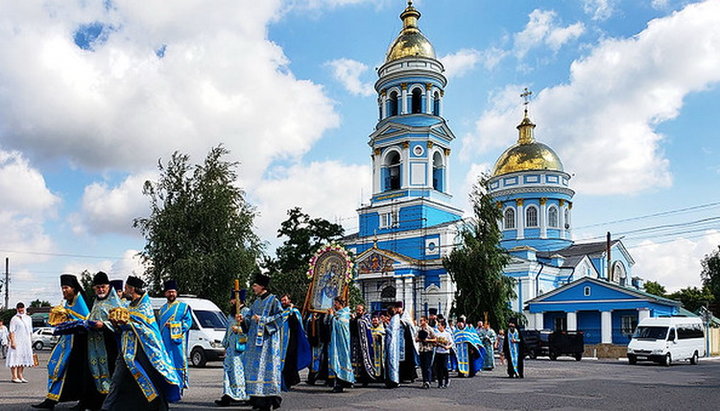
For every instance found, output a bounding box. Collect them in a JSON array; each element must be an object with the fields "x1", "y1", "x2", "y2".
[{"x1": 6, "y1": 302, "x2": 34, "y2": 383}]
